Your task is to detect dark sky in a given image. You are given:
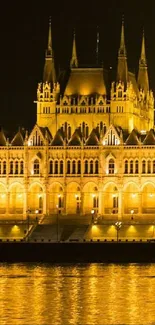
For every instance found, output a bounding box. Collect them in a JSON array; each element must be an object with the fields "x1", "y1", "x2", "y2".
[{"x1": 0, "y1": 1, "x2": 155, "y2": 134}]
